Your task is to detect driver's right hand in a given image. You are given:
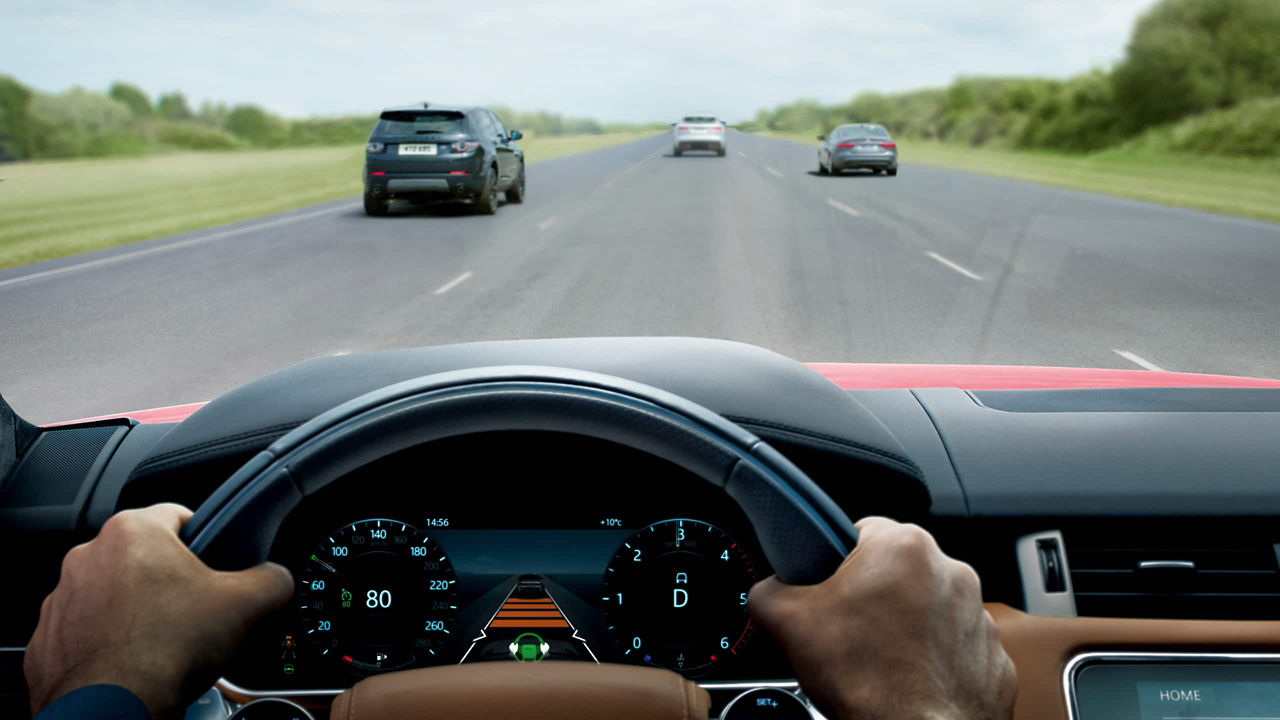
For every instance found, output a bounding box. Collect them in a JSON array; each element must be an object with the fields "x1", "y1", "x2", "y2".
[{"x1": 749, "y1": 516, "x2": 1017, "y2": 720}]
